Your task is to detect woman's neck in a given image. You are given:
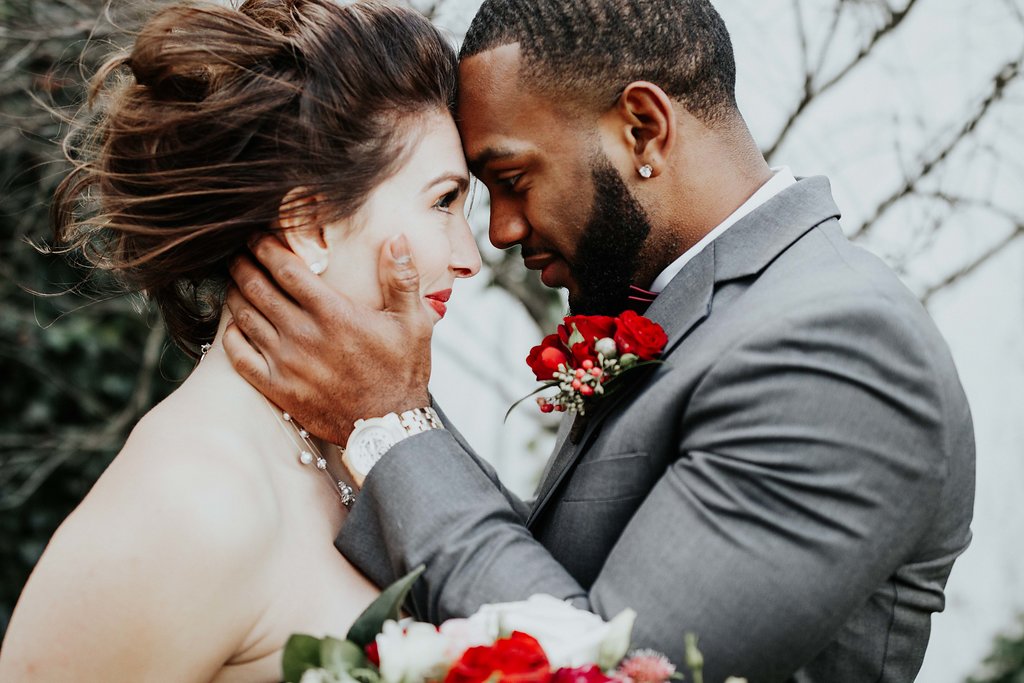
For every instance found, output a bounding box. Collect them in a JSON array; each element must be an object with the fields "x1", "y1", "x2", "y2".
[{"x1": 186, "y1": 313, "x2": 346, "y2": 472}]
